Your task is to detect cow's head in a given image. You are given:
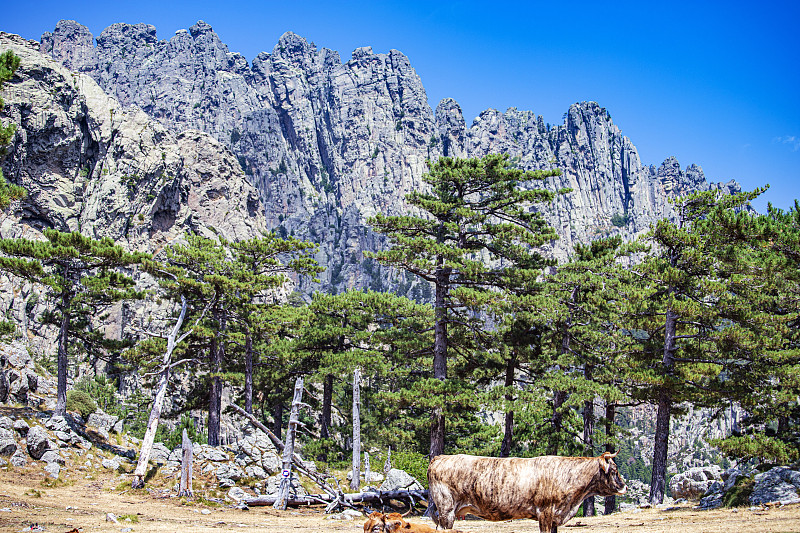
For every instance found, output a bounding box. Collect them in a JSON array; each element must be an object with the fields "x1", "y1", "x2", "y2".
[
  {"x1": 596, "y1": 451, "x2": 627, "y2": 496},
  {"x1": 383, "y1": 512, "x2": 410, "y2": 532},
  {"x1": 364, "y1": 511, "x2": 386, "y2": 533}
]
